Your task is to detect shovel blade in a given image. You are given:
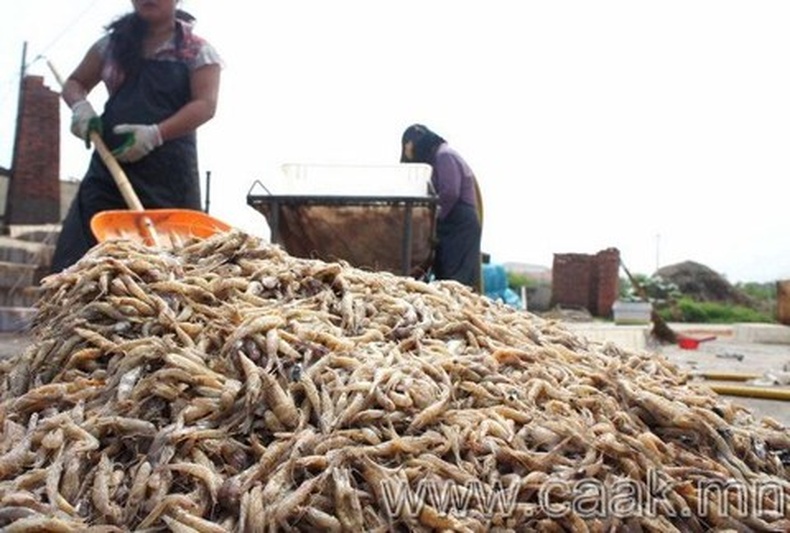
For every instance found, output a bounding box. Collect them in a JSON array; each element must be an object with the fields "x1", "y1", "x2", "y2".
[{"x1": 91, "y1": 208, "x2": 231, "y2": 247}]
